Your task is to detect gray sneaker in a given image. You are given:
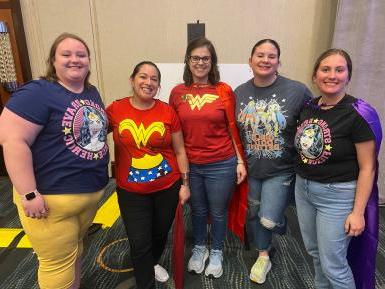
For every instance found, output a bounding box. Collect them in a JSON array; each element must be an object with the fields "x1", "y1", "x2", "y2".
[
  {"x1": 187, "y1": 245, "x2": 209, "y2": 274},
  {"x1": 204, "y1": 249, "x2": 223, "y2": 278}
]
